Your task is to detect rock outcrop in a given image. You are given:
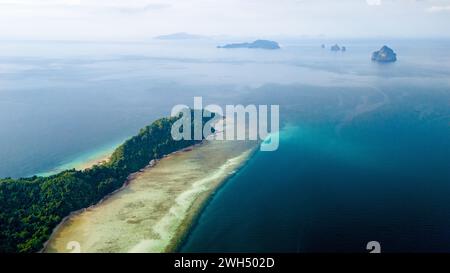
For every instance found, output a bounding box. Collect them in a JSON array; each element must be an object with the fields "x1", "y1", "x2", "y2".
[{"x1": 372, "y1": 45, "x2": 397, "y2": 62}]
